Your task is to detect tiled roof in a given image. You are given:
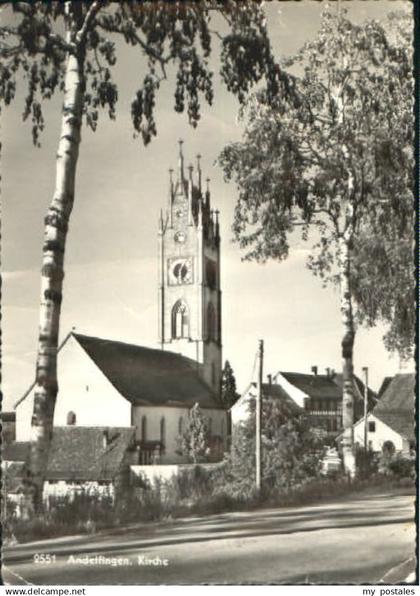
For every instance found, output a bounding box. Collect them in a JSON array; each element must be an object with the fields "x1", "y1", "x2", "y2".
[
  {"x1": 279, "y1": 372, "x2": 342, "y2": 400},
  {"x1": 377, "y1": 376, "x2": 393, "y2": 400},
  {"x1": 46, "y1": 426, "x2": 135, "y2": 481},
  {"x1": 1, "y1": 411, "x2": 16, "y2": 422},
  {"x1": 73, "y1": 333, "x2": 221, "y2": 409},
  {"x1": 371, "y1": 374, "x2": 415, "y2": 440},
  {"x1": 2, "y1": 441, "x2": 31, "y2": 463},
  {"x1": 374, "y1": 373, "x2": 415, "y2": 413},
  {"x1": 249, "y1": 382, "x2": 303, "y2": 415},
  {"x1": 332, "y1": 374, "x2": 376, "y2": 407}
]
